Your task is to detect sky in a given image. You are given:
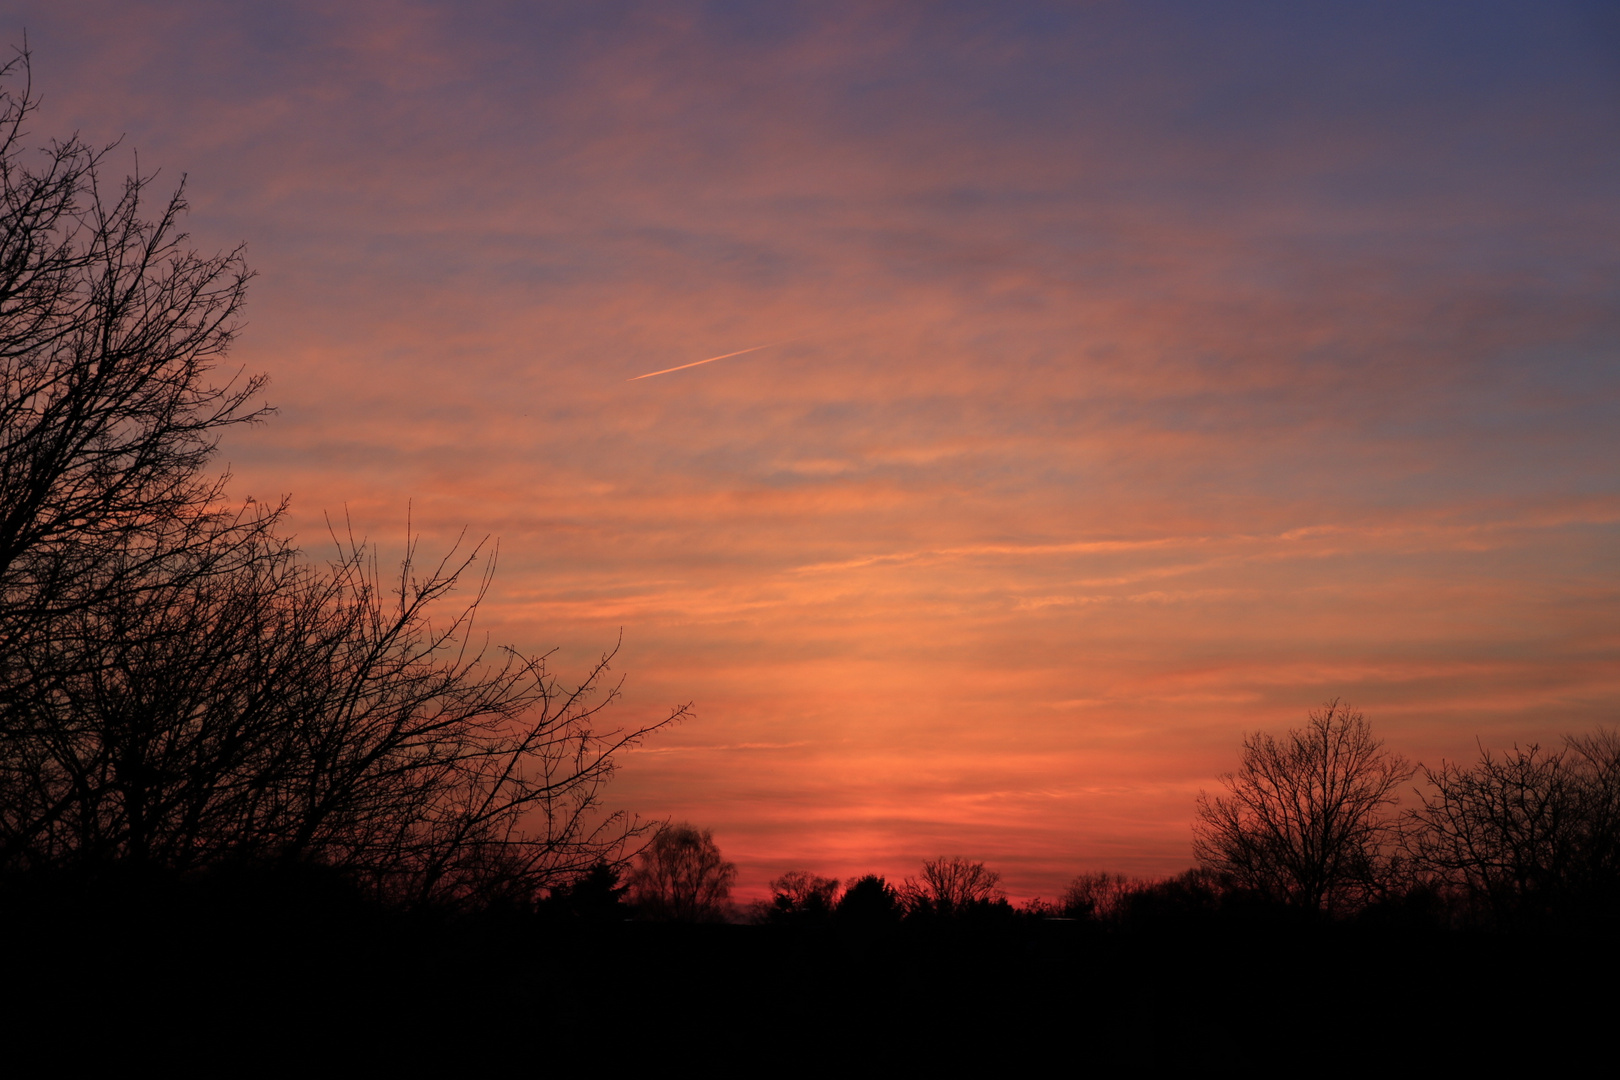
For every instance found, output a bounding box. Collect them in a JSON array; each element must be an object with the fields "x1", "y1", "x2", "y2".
[{"x1": 7, "y1": 1, "x2": 1617, "y2": 901}]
